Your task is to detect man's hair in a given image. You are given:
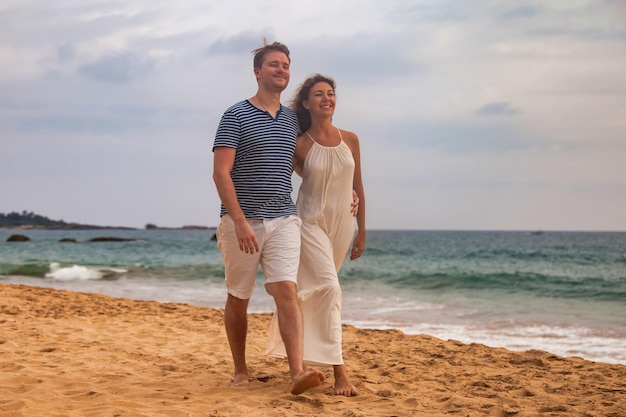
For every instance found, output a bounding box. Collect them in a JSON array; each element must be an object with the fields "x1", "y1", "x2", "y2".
[
  {"x1": 252, "y1": 39, "x2": 291, "y2": 69},
  {"x1": 290, "y1": 74, "x2": 336, "y2": 133}
]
